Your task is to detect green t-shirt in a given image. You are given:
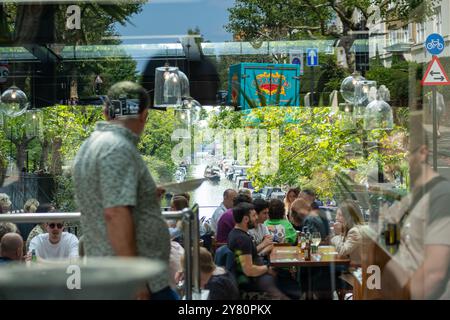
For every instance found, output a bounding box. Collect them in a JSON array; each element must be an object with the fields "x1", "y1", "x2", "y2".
[{"x1": 264, "y1": 219, "x2": 297, "y2": 244}]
